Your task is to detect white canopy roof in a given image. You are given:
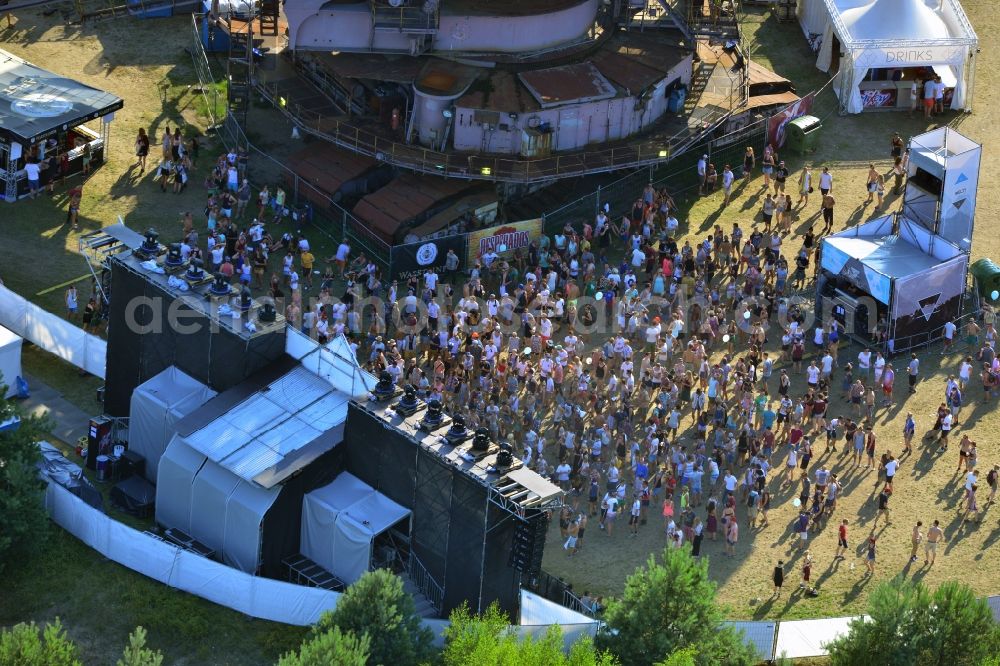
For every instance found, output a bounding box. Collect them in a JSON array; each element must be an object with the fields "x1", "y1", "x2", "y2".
[
  {"x1": 825, "y1": 0, "x2": 977, "y2": 46},
  {"x1": 825, "y1": 0, "x2": 976, "y2": 47},
  {"x1": 301, "y1": 472, "x2": 411, "y2": 584},
  {"x1": 182, "y1": 364, "x2": 349, "y2": 489}
]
